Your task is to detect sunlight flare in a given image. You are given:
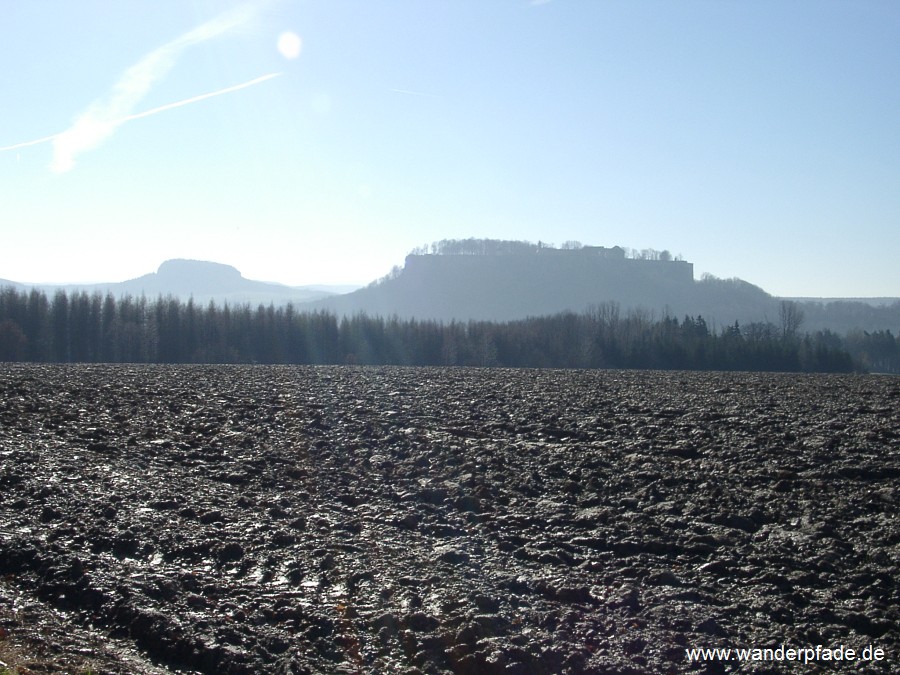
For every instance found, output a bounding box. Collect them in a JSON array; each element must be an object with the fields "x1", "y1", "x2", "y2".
[{"x1": 277, "y1": 31, "x2": 302, "y2": 59}]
